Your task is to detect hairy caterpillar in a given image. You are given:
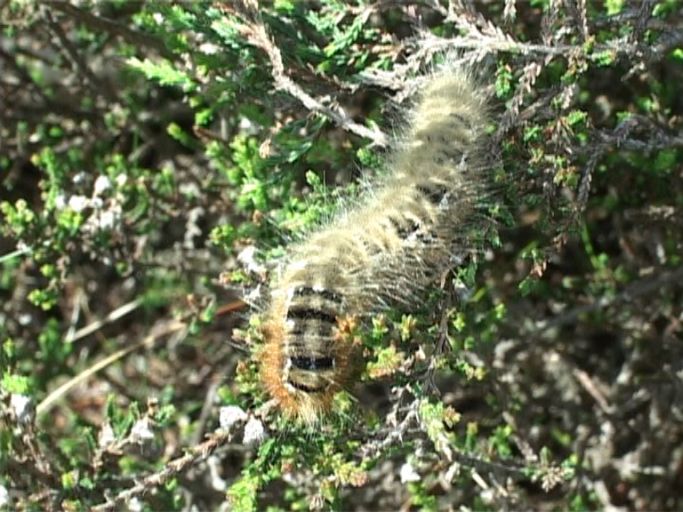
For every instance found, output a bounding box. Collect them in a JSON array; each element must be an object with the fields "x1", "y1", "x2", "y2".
[{"x1": 260, "y1": 65, "x2": 491, "y2": 424}]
